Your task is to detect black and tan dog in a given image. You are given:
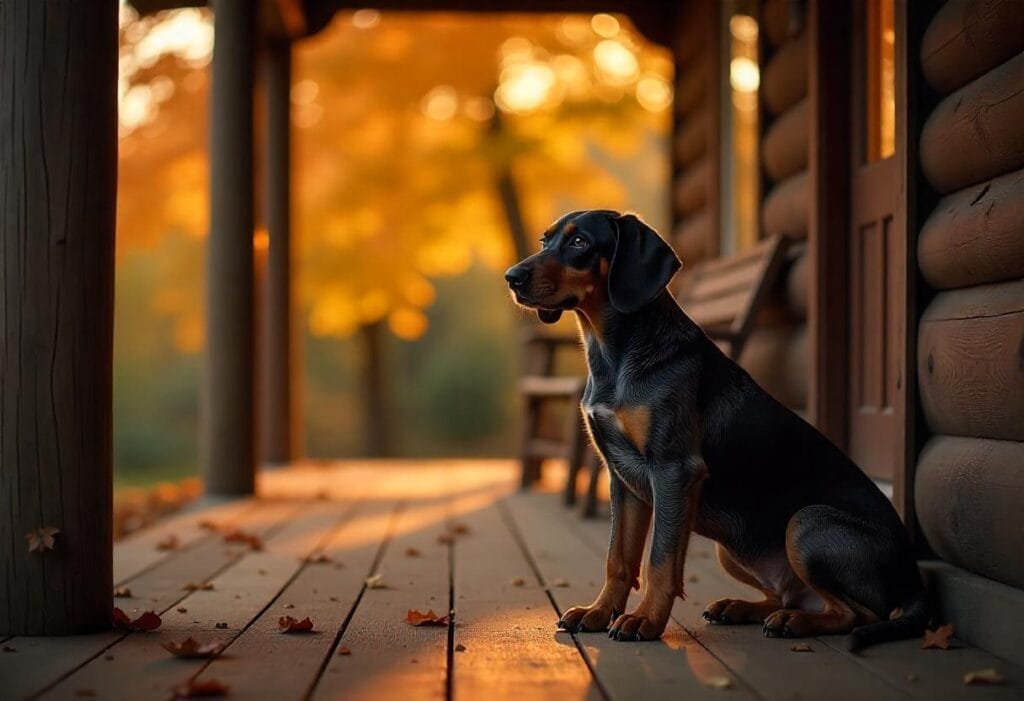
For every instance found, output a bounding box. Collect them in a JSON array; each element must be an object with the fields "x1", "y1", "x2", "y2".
[{"x1": 504, "y1": 210, "x2": 927, "y2": 650}]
